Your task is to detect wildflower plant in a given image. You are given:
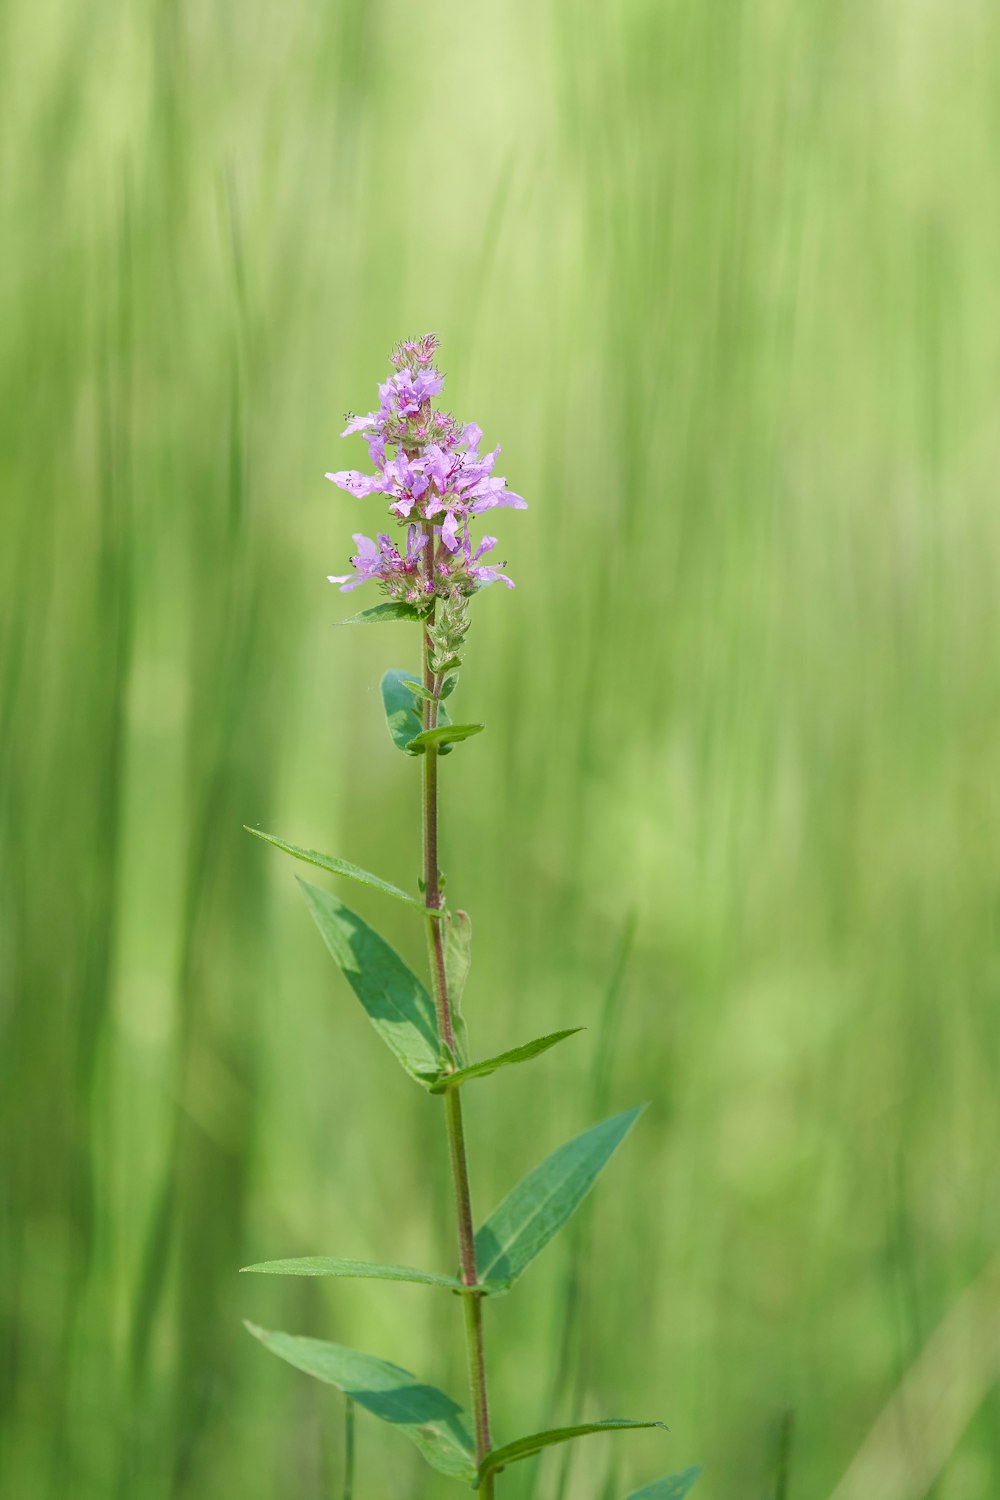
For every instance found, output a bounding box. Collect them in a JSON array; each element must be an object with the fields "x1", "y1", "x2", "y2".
[{"x1": 242, "y1": 337, "x2": 701, "y2": 1499}]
